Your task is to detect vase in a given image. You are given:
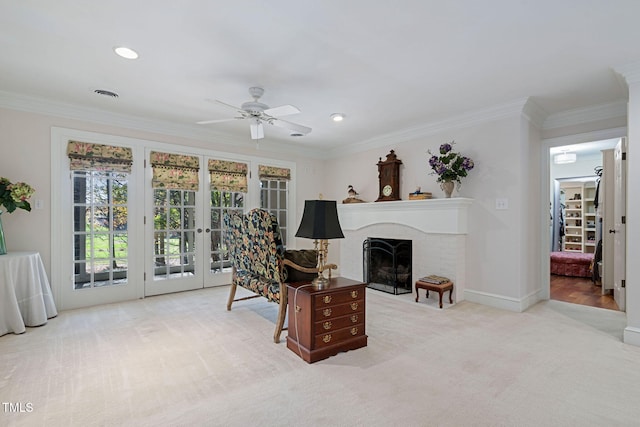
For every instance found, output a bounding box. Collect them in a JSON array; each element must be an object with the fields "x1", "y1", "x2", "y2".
[
  {"x1": 440, "y1": 181, "x2": 455, "y2": 198},
  {"x1": 0, "y1": 211, "x2": 6, "y2": 255}
]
